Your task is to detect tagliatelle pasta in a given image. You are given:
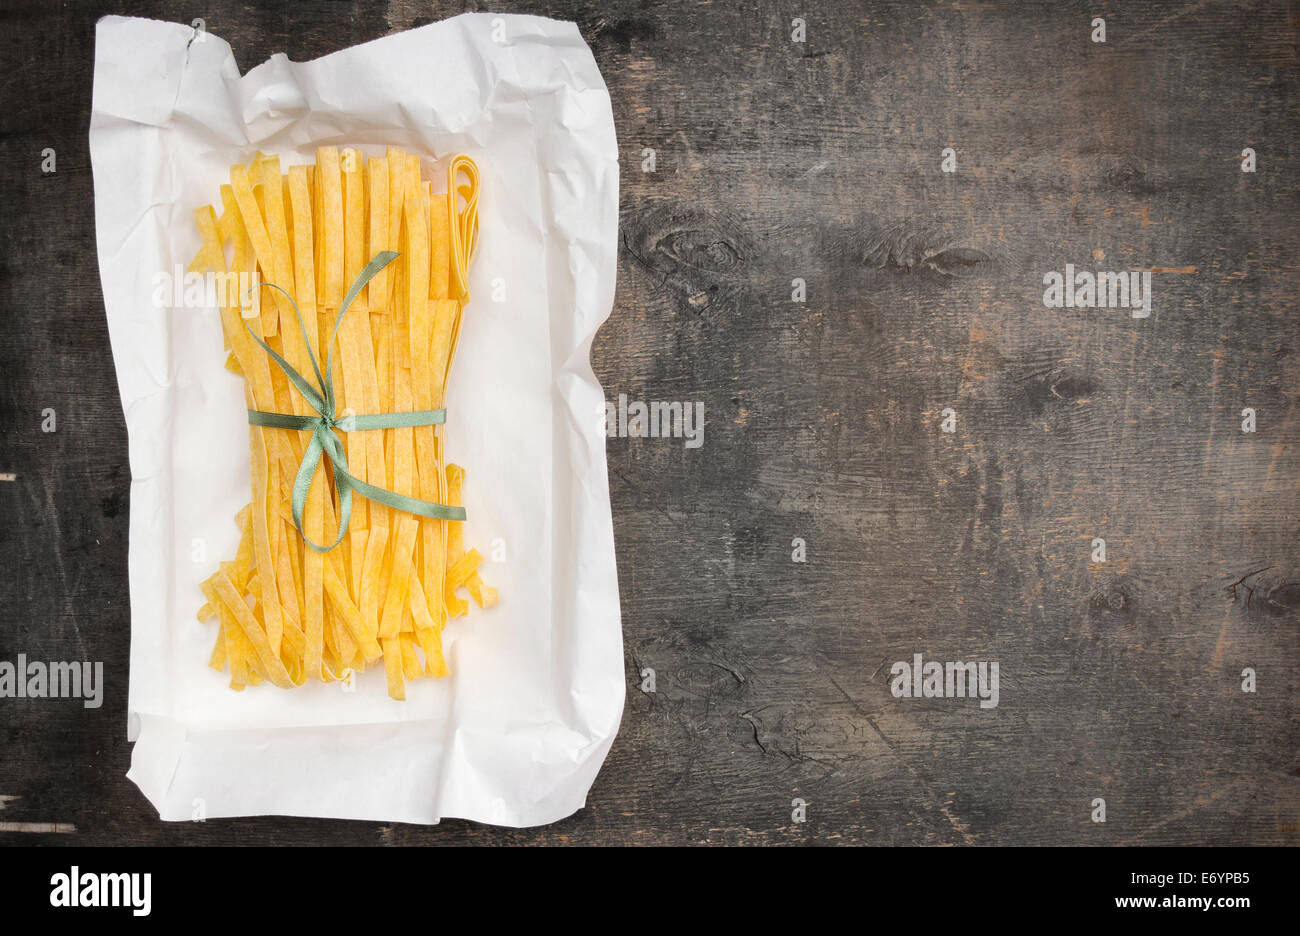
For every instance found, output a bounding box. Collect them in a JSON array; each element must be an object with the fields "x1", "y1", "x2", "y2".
[{"x1": 190, "y1": 148, "x2": 498, "y2": 700}]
